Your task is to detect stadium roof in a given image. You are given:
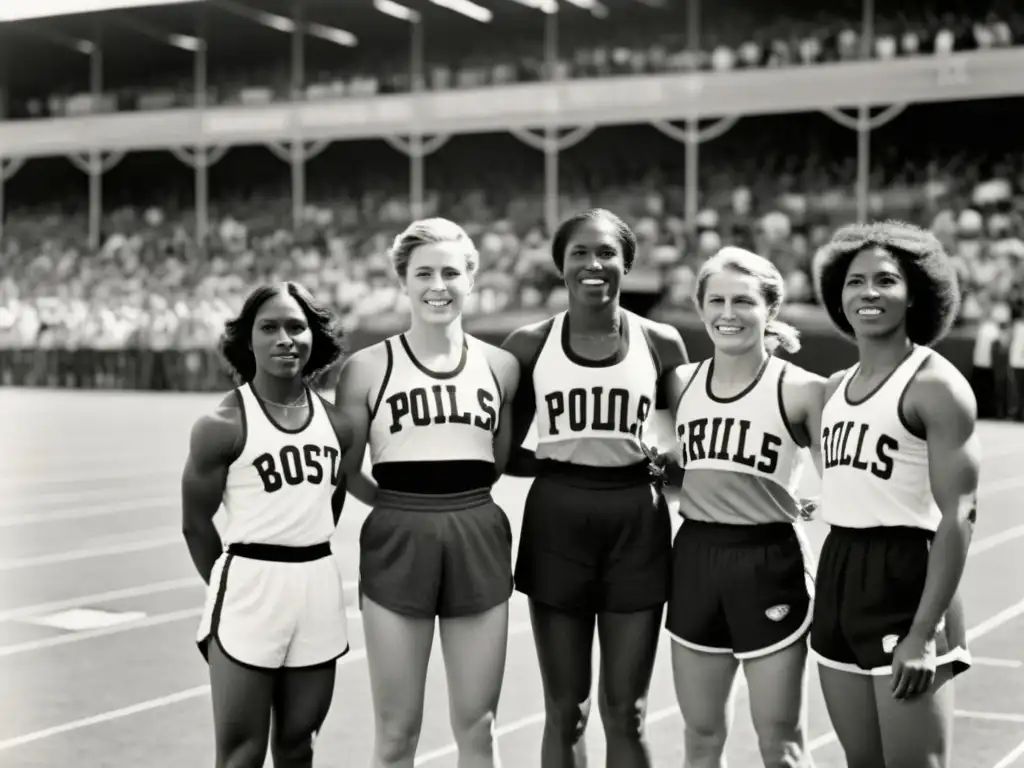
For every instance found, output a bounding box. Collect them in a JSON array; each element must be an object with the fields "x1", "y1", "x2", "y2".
[{"x1": 1, "y1": 0, "x2": 679, "y2": 94}]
